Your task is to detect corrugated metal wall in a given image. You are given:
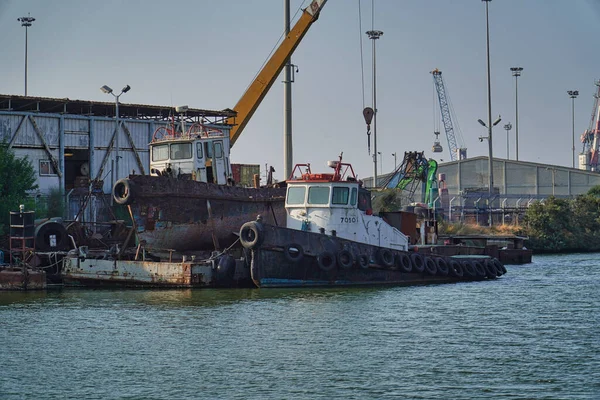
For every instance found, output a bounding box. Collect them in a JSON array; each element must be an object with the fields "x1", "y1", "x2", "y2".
[{"x1": 0, "y1": 111, "x2": 162, "y2": 195}]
